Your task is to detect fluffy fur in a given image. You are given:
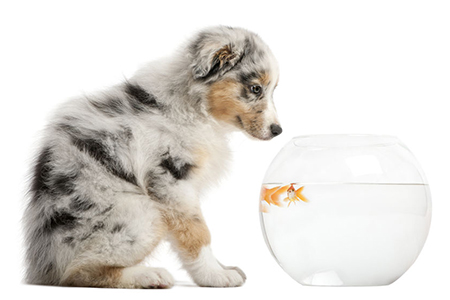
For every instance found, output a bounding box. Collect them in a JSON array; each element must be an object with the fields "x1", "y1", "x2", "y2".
[{"x1": 23, "y1": 26, "x2": 281, "y2": 288}]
